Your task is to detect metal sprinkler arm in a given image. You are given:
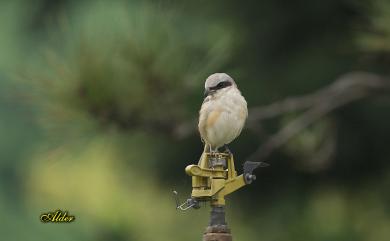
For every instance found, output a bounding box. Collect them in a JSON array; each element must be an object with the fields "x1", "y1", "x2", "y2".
[
  {"x1": 243, "y1": 161, "x2": 269, "y2": 184},
  {"x1": 173, "y1": 191, "x2": 200, "y2": 211}
]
